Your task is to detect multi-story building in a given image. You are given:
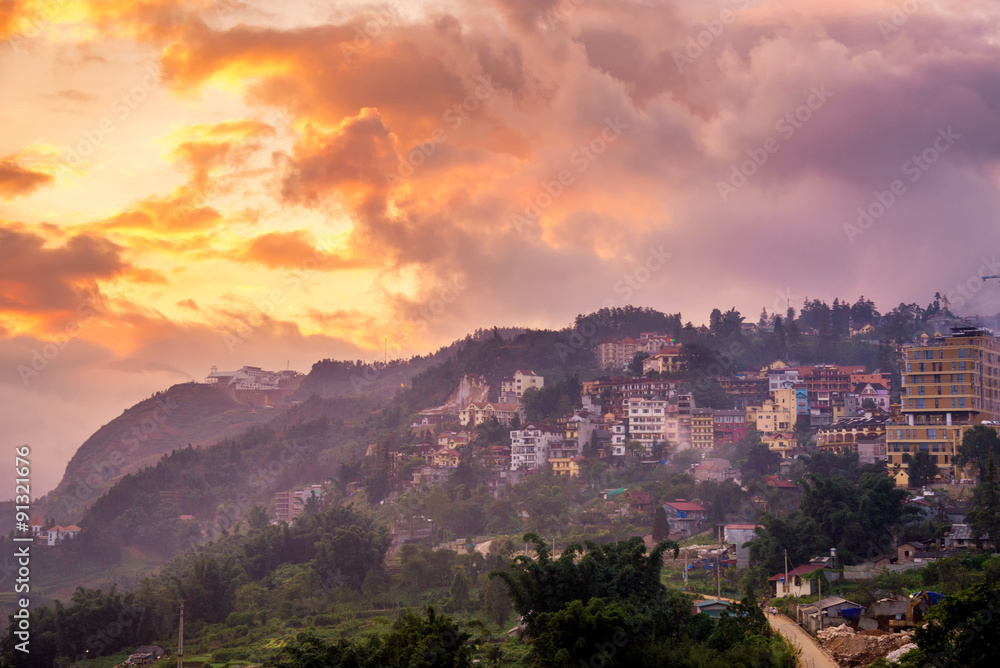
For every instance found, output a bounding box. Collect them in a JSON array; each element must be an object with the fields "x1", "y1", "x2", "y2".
[
  {"x1": 857, "y1": 434, "x2": 888, "y2": 465},
  {"x1": 768, "y1": 369, "x2": 801, "y2": 394},
  {"x1": 691, "y1": 408, "x2": 715, "y2": 450},
  {"x1": 763, "y1": 433, "x2": 797, "y2": 459},
  {"x1": 510, "y1": 424, "x2": 563, "y2": 470},
  {"x1": 844, "y1": 382, "x2": 891, "y2": 416},
  {"x1": 816, "y1": 414, "x2": 890, "y2": 454},
  {"x1": 597, "y1": 336, "x2": 642, "y2": 371},
  {"x1": 747, "y1": 387, "x2": 797, "y2": 434},
  {"x1": 717, "y1": 375, "x2": 770, "y2": 408},
  {"x1": 792, "y1": 364, "x2": 867, "y2": 406},
  {"x1": 611, "y1": 421, "x2": 628, "y2": 456},
  {"x1": 273, "y1": 484, "x2": 325, "y2": 523},
  {"x1": 850, "y1": 371, "x2": 892, "y2": 394},
  {"x1": 500, "y1": 369, "x2": 544, "y2": 403},
  {"x1": 713, "y1": 409, "x2": 747, "y2": 445},
  {"x1": 625, "y1": 397, "x2": 668, "y2": 453},
  {"x1": 459, "y1": 401, "x2": 520, "y2": 427},
  {"x1": 887, "y1": 326, "x2": 1000, "y2": 486},
  {"x1": 550, "y1": 456, "x2": 584, "y2": 477},
  {"x1": 642, "y1": 347, "x2": 684, "y2": 375},
  {"x1": 638, "y1": 332, "x2": 679, "y2": 354},
  {"x1": 582, "y1": 378, "x2": 680, "y2": 417}
]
